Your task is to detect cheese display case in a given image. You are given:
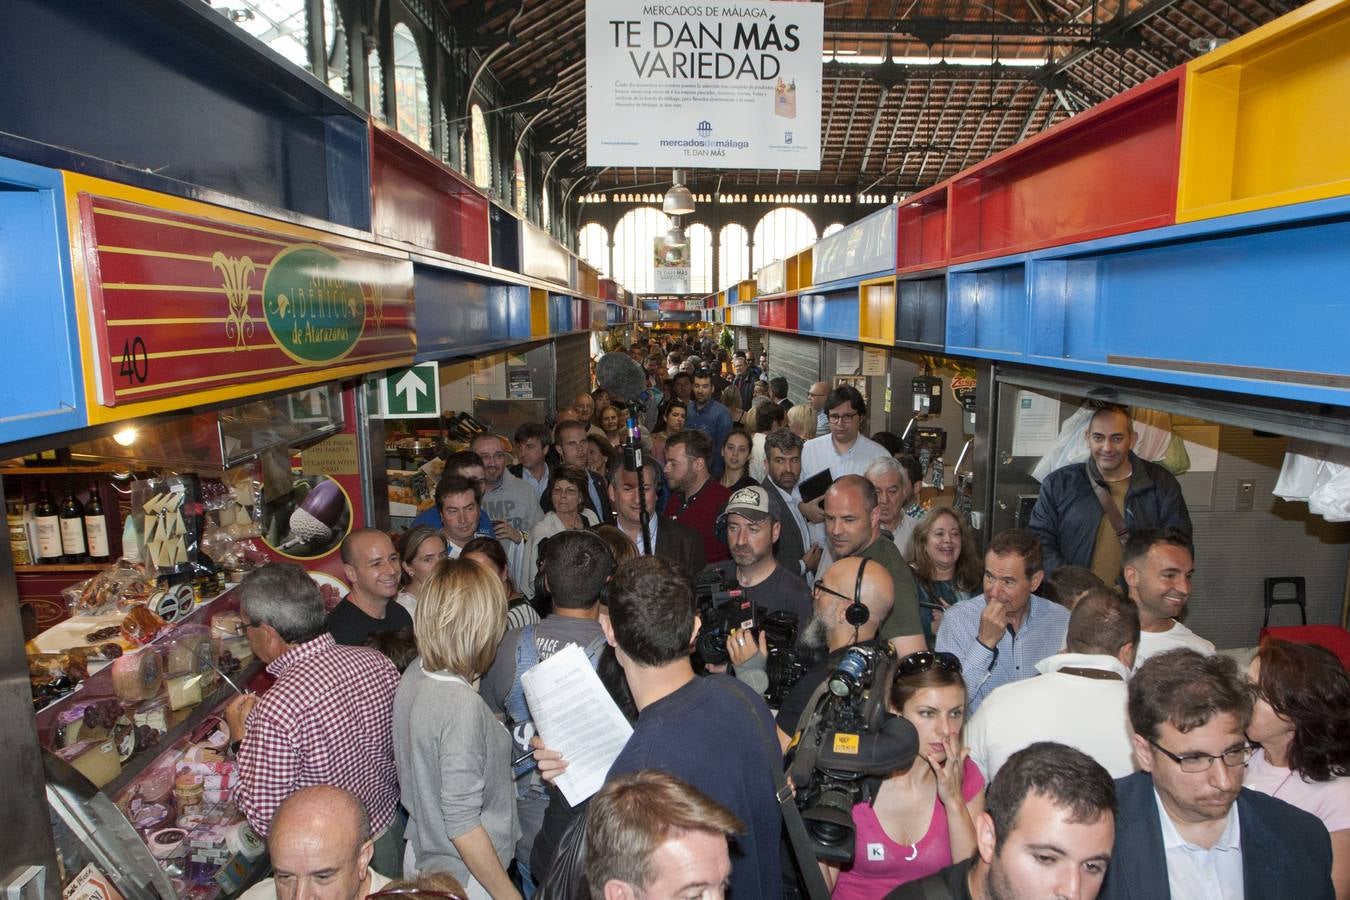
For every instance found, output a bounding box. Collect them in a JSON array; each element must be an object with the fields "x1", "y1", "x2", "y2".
[{"x1": 35, "y1": 587, "x2": 268, "y2": 899}]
